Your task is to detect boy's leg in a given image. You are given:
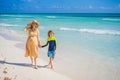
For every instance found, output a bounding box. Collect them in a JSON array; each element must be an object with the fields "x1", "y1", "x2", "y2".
[
  {"x1": 48, "y1": 58, "x2": 51, "y2": 67},
  {"x1": 48, "y1": 59, "x2": 51, "y2": 66},
  {"x1": 50, "y1": 58, "x2": 54, "y2": 69},
  {"x1": 48, "y1": 51, "x2": 55, "y2": 69}
]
